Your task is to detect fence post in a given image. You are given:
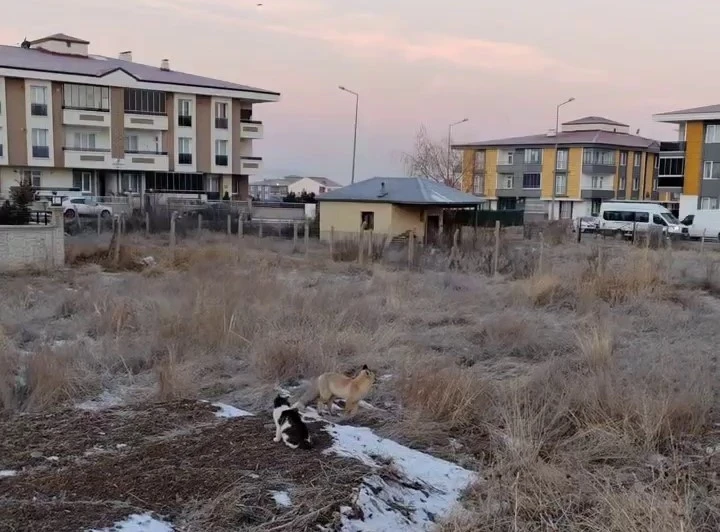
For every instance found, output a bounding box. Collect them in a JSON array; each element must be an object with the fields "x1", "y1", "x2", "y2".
[
  {"x1": 701, "y1": 229, "x2": 706, "y2": 255},
  {"x1": 227, "y1": 214, "x2": 232, "y2": 236},
  {"x1": 198, "y1": 213, "x2": 202, "y2": 233},
  {"x1": 408, "y1": 232, "x2": 415, "y2": 268},
  {"x1": 293, "y1": 222, "x2": 298, "y2": 252},
  {"x1": 145, "y1": 211, "x2": 150, "y2": 238},
  {"x1": 113, "y1": 215, "x2": 121, "y2": 266},
  {"x1": 330, "y1": 226, "x2": 335, "y2": 259},
  {"x1": 493, "y1": 220, "x2": 501, "y2": 277},
  {"x1": 170, "y1": 211, "x2": 177, "y2": 256},
  {"x1": 358, "y1": 230, "x2": 365, "y2": 265},
  {"x1": 632, "y1": 221, "x2": 637, "y2": 244},
  {"x1": 367, "y1": 229, "x2": 373, "y2": 262},
  {"x1": 259, "y1": 220, "x2": 263, "y2": 238},
  {"x1": 97, "y1": 211, "x2": 102, "y2": 236},
  {"x1": 238, "y1": 217, "x2": 244, "y2": 238},
  {"x1": 577, "y1": 222, "x2": 582, "y2": 243},
  {"x1": 304, "y1": 221, "x2": 309, "y2": 257},
  {"x1": 539, "y1": 231, "x2": 545, "y2": 273},
  {"x1": 120, "y1": 213, "x2": 125, "y2": 235}
]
